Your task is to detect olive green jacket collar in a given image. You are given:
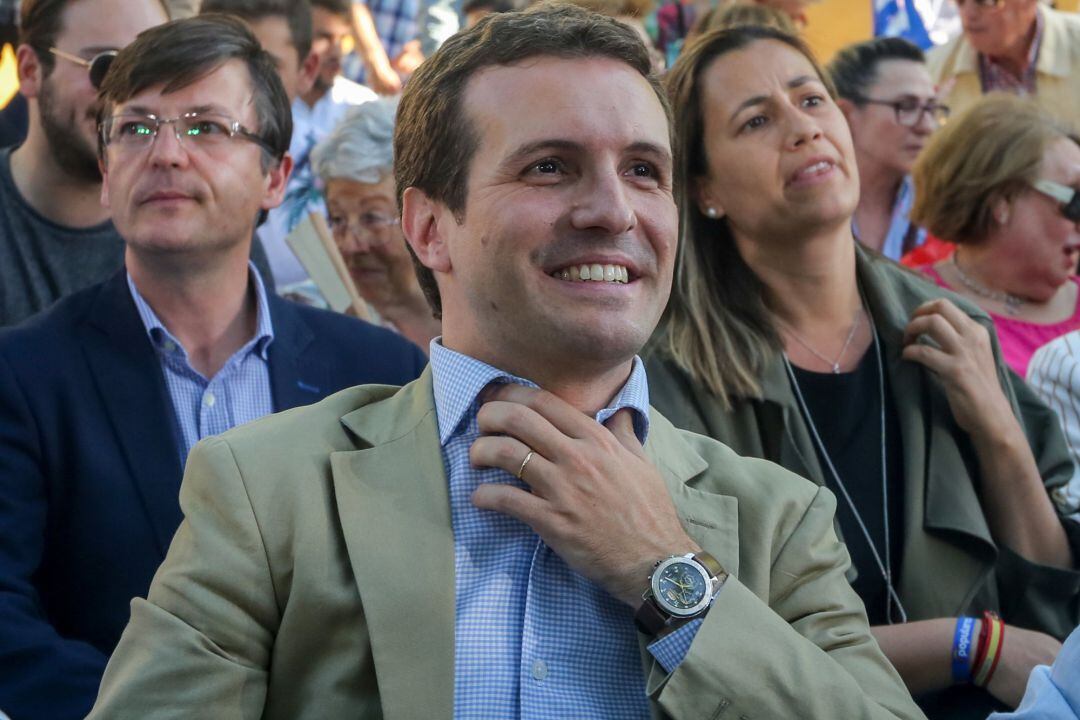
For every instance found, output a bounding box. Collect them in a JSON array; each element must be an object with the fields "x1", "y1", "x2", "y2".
[{"x1": 751, "y1": 248, "x2": 1001, "y2": 618}]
